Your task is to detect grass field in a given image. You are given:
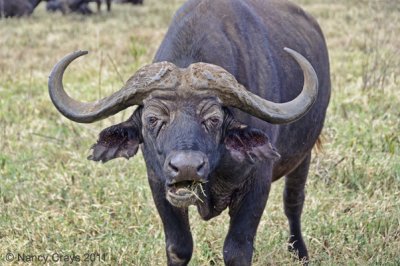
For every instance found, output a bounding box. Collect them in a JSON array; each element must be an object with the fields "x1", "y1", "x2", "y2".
[{"x1": 0, "y1": 0, "x2": 399, "y2": 265}]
